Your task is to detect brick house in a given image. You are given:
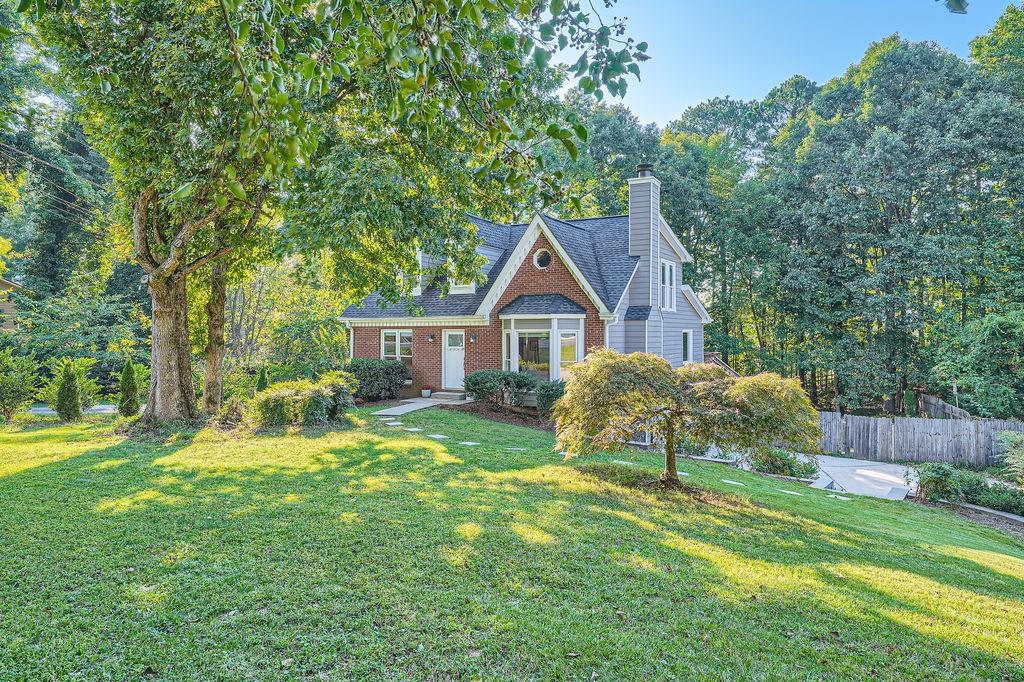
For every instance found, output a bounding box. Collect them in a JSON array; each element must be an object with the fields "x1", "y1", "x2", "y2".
[
  {"x1": 341, "y1": 164, "x2": 712, "y2": 393},
  {"x1": 0, "y1": 277, "x2": 26, "y2": 332}
]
